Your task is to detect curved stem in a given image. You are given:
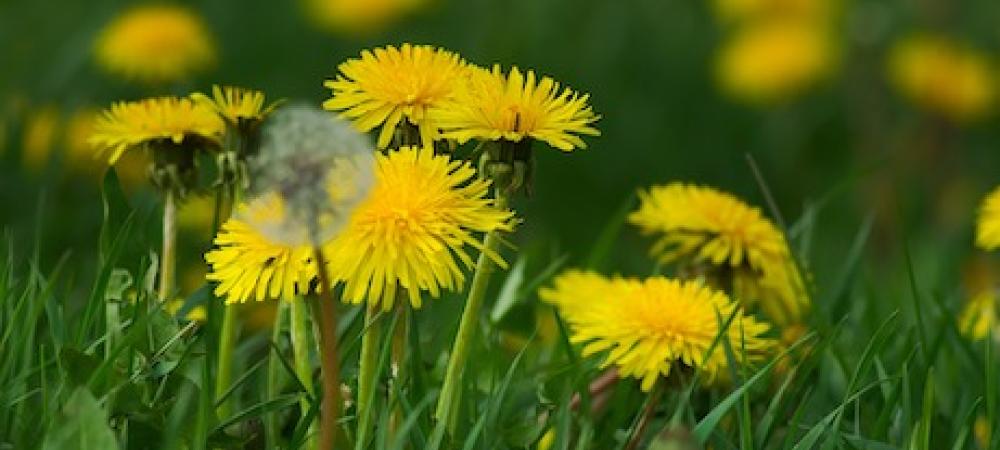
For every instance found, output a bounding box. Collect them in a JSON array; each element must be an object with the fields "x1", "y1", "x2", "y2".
[
  {"x1": 265, "y1": 302, "x2": 289, "y2": 448},
  {"x1": 435, "y1": 193, "x2": 508, "y2": 433},
  {"x1": 309, "y1": 246, "x2": 341, "y2": 450},
  {"x1": 214, "y1": 183, "x2": 240, "y2": 419},
  {"x1": 356, "y1": 295, "x2": 386, "y2": 447}
]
